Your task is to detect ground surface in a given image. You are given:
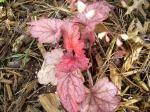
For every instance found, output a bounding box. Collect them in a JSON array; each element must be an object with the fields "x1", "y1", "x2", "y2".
[{"x1": 0, "y1": 0, "x2": 150, "y2": 112}]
